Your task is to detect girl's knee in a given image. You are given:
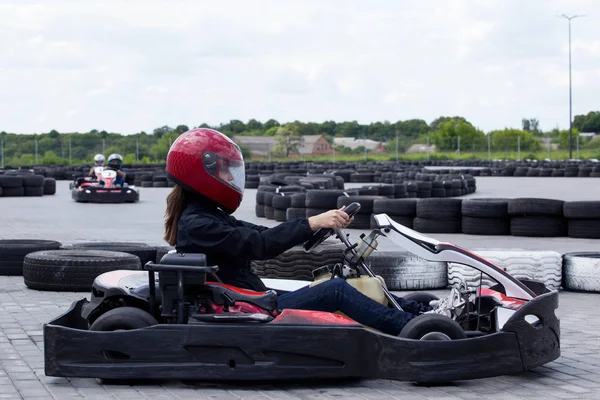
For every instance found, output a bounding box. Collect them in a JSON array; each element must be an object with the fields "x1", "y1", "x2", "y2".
[{"x1": 320, "y1": 278, "x2": 350, "y2": 292}]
